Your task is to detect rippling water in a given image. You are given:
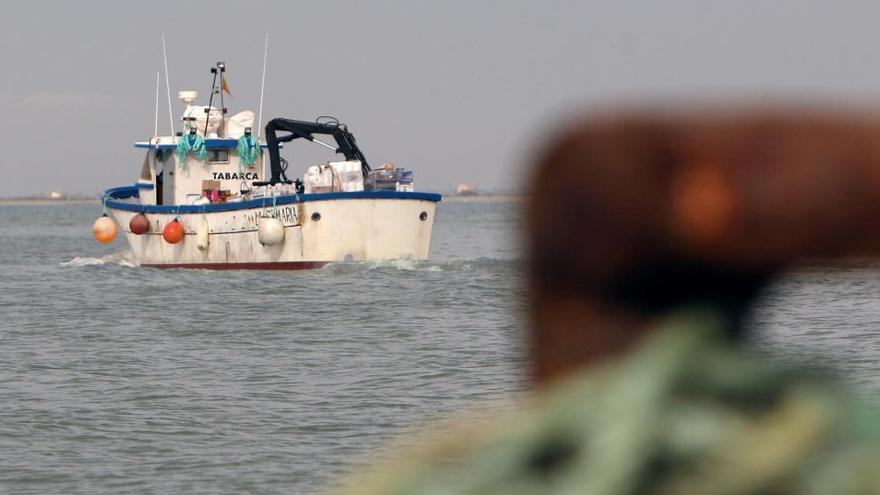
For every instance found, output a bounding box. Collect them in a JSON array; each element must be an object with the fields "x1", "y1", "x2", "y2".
[
  {"x1": 2, "y1": 200, "x2": 880, "y2": 493},
  {"x1": 748, "y1": 262, "x2": 880, "y2": 400},
  {"x1": 0, "y1": 200, "x2": 527, "y2": 493}
]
